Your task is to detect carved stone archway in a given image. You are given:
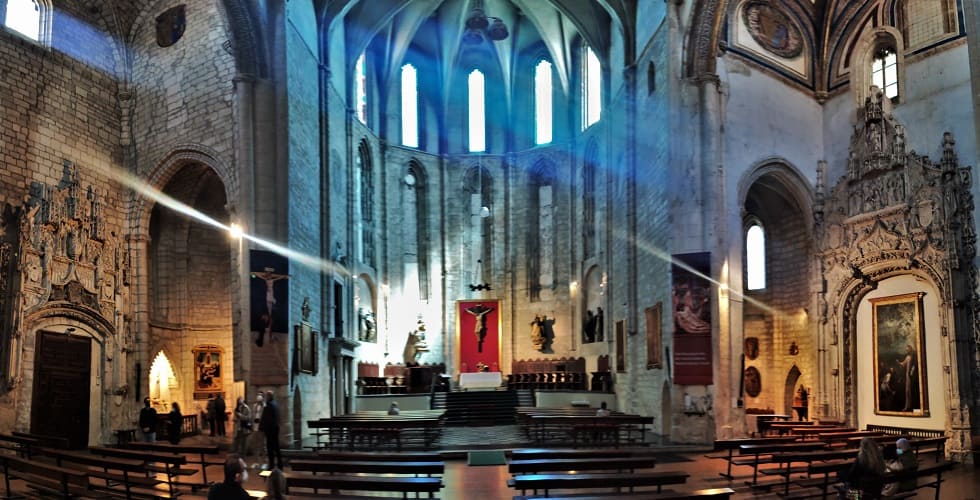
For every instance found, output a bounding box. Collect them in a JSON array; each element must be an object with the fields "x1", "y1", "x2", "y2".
[{"x1": 814, "y1": 88, "x2": 977, "y2": 459}]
